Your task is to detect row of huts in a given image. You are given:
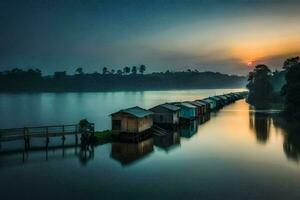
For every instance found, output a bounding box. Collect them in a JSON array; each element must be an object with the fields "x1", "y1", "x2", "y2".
[{"x1": 110, "y1": 91, "x2": 248, "y2": 135}]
